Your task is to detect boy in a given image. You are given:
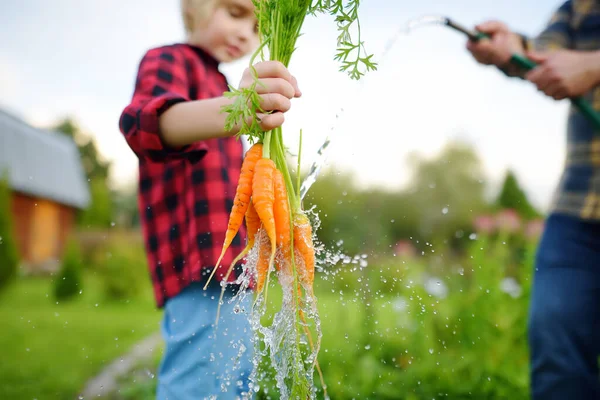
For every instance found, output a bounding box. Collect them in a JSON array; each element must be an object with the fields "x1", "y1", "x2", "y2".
[
  {"x1": 118, "y1": 0, "x2": 302, "y2": 398},
  {"x1": 466, "y1": 2, "x2": 600, "y2": 399}
]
